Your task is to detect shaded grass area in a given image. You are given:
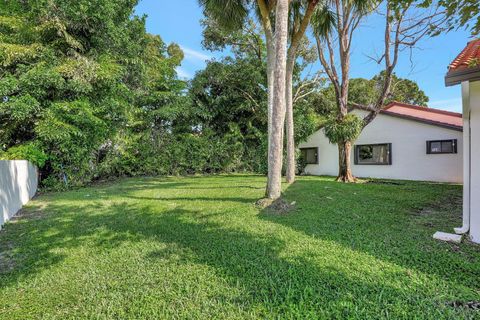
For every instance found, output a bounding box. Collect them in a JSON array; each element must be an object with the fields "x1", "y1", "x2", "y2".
[{"x1": 0, "y1": 175, "x2": 478, "y2": 319}]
